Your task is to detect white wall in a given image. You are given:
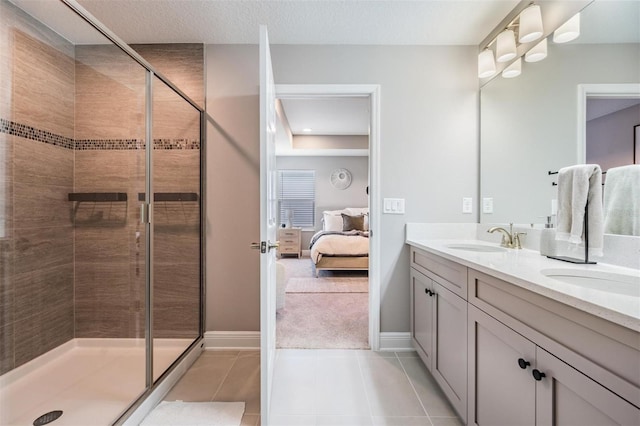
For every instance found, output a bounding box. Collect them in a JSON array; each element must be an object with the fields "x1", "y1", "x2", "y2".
[
  {"x1": 206, "y1": 44, "x2": 478, "y2": 334},
  {"x1": 276, "y1": 155, "x2": 369, "y2": 247}
]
